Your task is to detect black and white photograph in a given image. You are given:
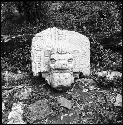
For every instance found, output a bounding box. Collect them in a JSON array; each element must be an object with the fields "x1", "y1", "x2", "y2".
[{"x1": 1, "y1": 1, "x2": 122, "y2": 124}]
